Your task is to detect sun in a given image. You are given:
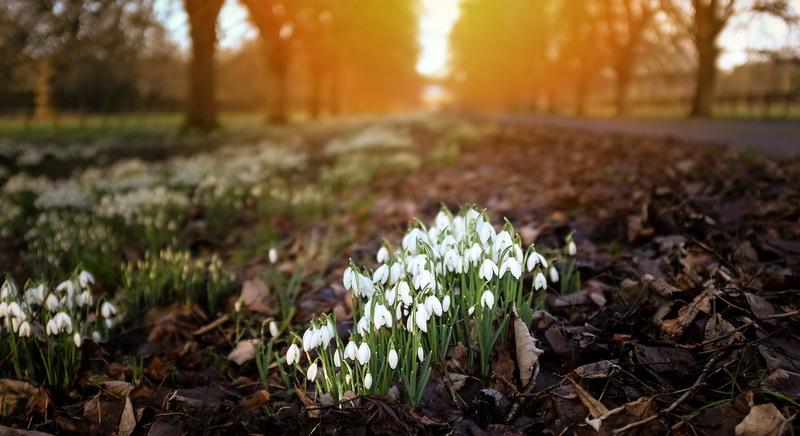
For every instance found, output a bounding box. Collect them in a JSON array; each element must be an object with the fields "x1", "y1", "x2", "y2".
[{"x1": 416, "y1": 0, "x2": 461, "y2": 78}]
